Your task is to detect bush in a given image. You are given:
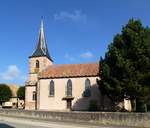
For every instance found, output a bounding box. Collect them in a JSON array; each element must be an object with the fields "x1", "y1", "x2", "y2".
[
  {"x1": 136, "y1": 100, "x2": 147, "y2": 112},
  {"x1": 17, "y1": 86, "x2": 25, "y2": 100},
  {"x1": 147, "y1": 105, "x2": 150, "y2": 112},
  {"x1": 89, "y1": 100, "x2": 98, "y2": 111},
  {"x1": 0, "y1": 84, "x2": 12, "y2": 105}
]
